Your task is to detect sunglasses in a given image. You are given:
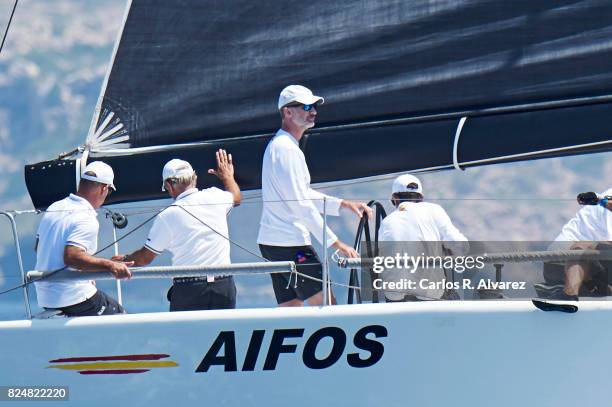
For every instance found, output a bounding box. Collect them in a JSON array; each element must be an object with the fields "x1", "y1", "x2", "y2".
[
  {"x1": 285, "y1": 103, "x2": 319, "y2": 111},
  {"x1": 100, "y1": 185, "x2": 113, "y2": 197}
]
